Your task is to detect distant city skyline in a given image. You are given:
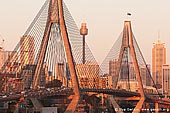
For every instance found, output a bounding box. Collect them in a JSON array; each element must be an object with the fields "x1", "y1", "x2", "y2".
[{"x1": 0, "y1": 0, "x2": 170, "y2": 64}]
